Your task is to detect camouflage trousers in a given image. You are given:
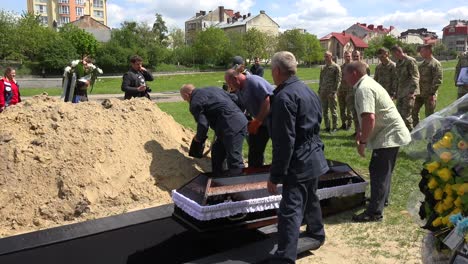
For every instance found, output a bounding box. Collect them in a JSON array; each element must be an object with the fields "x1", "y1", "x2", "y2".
[
  {"x1": 319, "y1": 91, "x2": 338, "y2": 129},
  {"x1": 412, "y1": 95, "x2": 436, "y2": 128},
  {"x1": 346, "y1": 92, "x2": 358, "y2": 131},
  {"x1": 397, "y1": 95, "x2": 415, "y2": 131},
  {"x1": 338, "y1": 89, "x2": 352, "y2": 128}
]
